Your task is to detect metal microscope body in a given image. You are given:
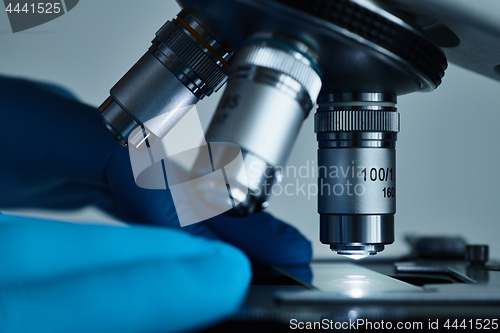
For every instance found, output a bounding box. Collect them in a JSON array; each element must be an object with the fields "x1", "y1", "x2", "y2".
[{"x1": 98, "y1": 0, "x2": 450, "y2": 258}]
